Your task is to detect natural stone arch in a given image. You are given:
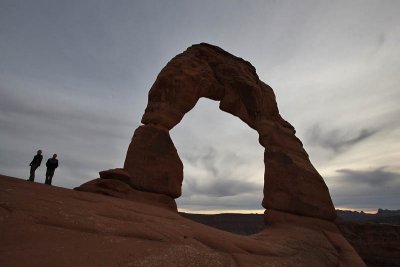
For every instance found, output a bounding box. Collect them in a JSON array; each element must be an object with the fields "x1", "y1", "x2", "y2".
[
  {"x1": 77, "y1": 43, "x2": 335, "y2": 221},
  {"x1": 125, "y1": 43, "x2": 335, "y2": 220},
  {"x1": 73, "y1": 44, "x2": 369, "y2": 266}
]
